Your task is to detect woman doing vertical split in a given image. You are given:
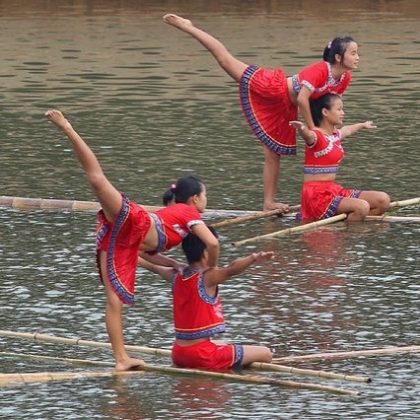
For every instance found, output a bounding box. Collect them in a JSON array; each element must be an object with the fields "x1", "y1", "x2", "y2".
[
  {"x1": 163, "y1": 14, "x2": 358, "y2": 212},
  {"x1": 45, "y1": 110, "x2": 219, "y2": 371}
]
